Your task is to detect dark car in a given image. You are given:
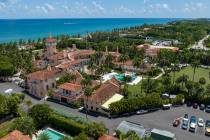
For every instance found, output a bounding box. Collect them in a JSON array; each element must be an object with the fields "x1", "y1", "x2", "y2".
[
  {"x1": 186, "y1": 102, "x2": 192, "y2": 107},
  {"x1": 200, "y1": 104, "x2": 205, "y2": 110},
  {"x1": 173, "y1": 119, "x2": 180, "y2": 127},
  {"x1": 184, "y1": 114, "x2": 188, "y2": 118},
  {"x1": 206, "y1": 105, "x2": 210, "y2": 113},
  {"x1": 193, "y1": 103, "x2": 198, "y2": 109}
]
